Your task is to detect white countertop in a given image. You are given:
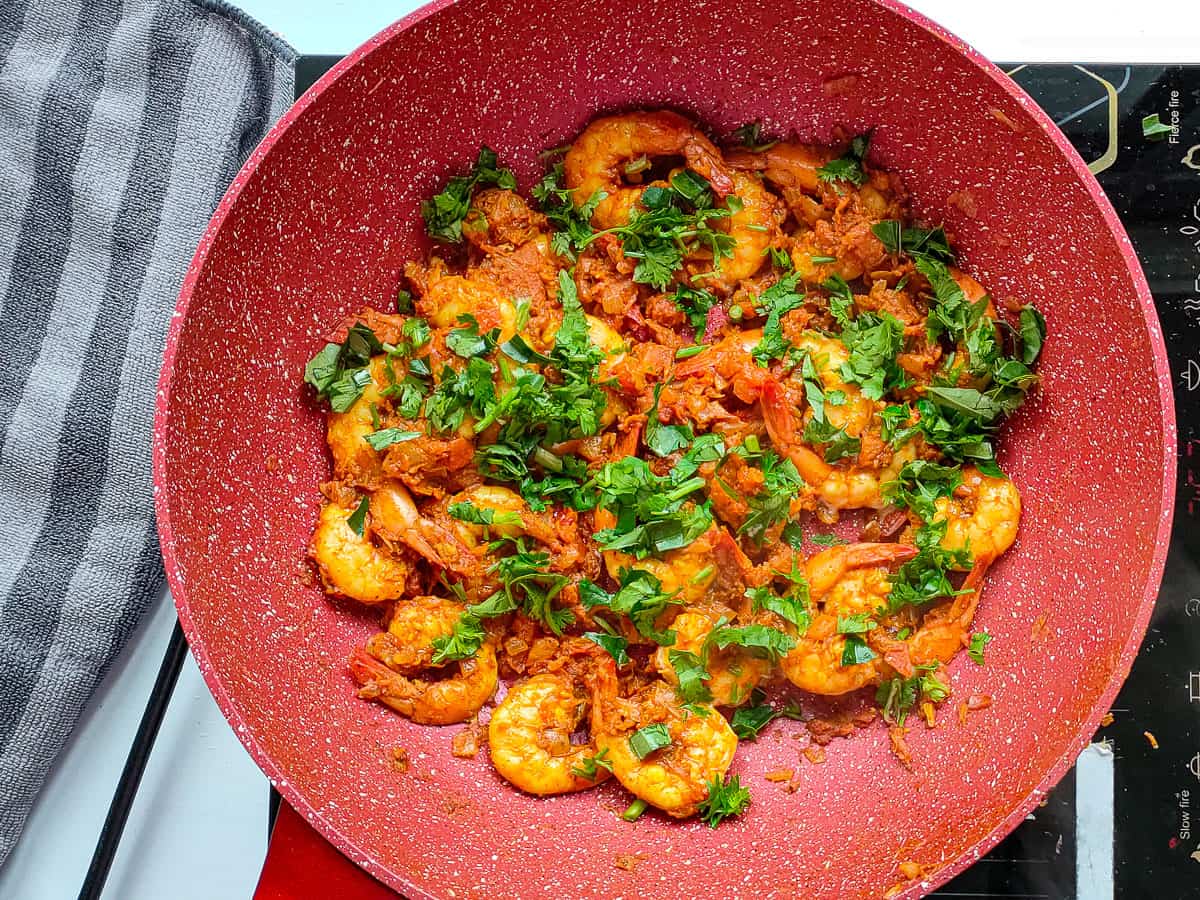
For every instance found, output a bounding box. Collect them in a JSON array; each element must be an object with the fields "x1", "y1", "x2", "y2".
[{"x1": 0, "y1": 3, "x2": 1195, "y2": 898}]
